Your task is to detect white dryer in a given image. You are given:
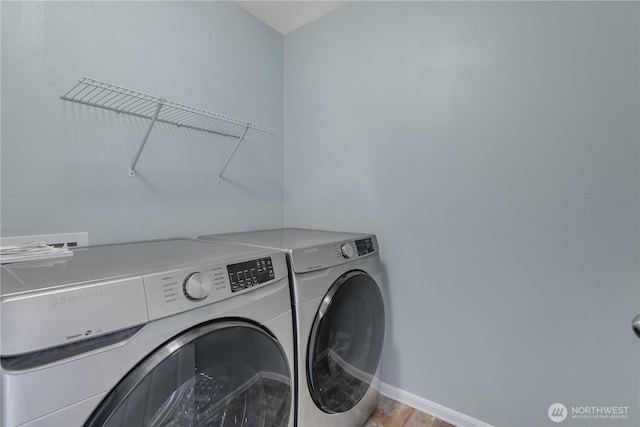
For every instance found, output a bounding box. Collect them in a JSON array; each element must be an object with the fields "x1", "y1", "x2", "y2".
[
  {"x1": 199, "y1": 229, "x2": 385, "y2": 427},
  {"x1": 1, "y1": 238, "x2": 294, "y2": 427}
]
